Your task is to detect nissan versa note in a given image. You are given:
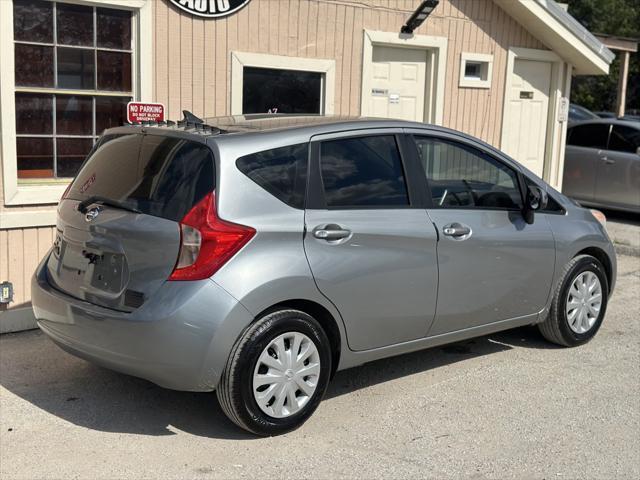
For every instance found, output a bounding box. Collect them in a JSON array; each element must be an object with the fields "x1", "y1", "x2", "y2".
[{"x1": 32, "y1": 114, "x2": 616, "y2": 436}]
